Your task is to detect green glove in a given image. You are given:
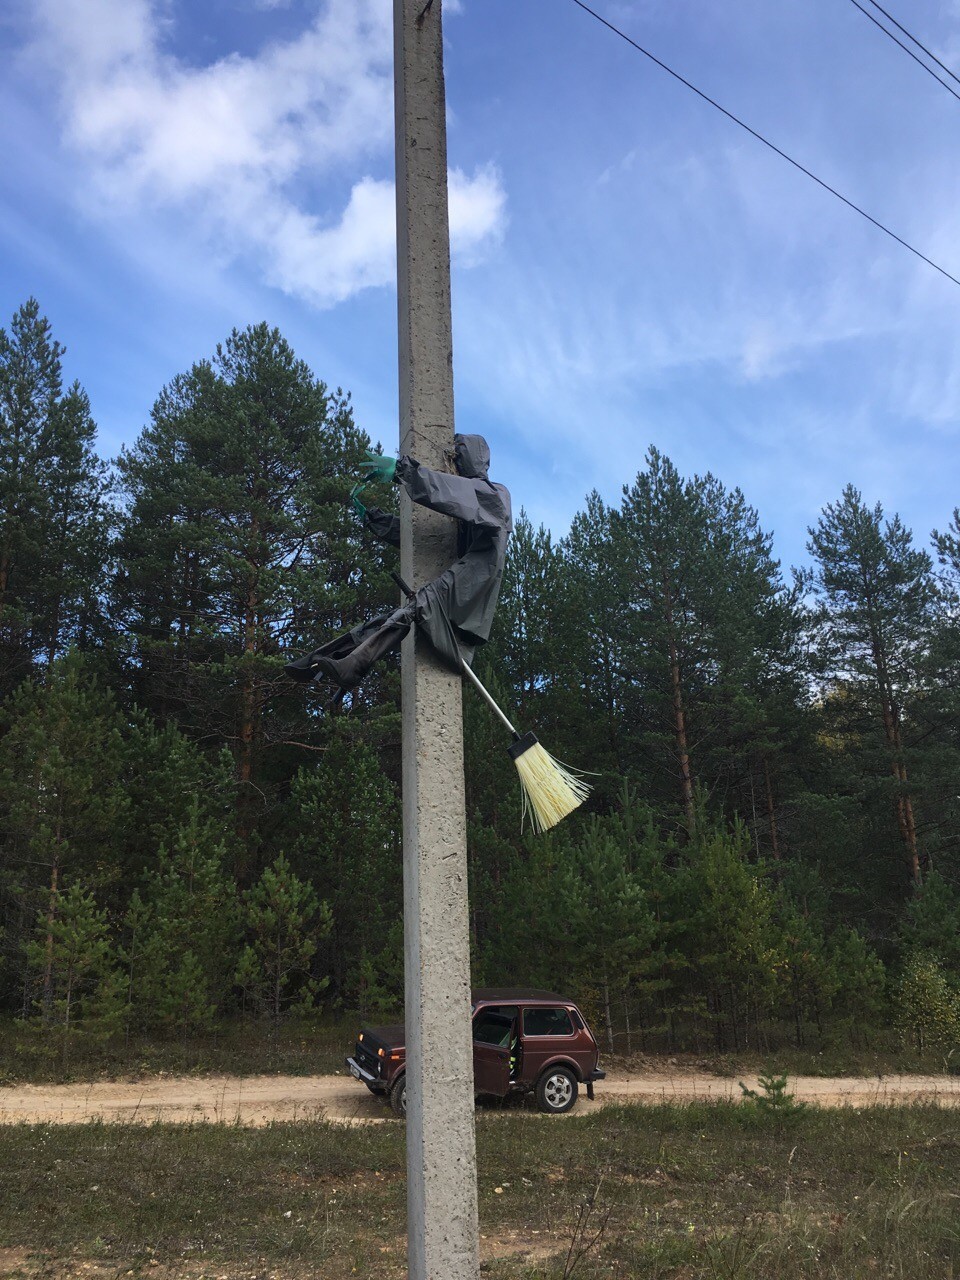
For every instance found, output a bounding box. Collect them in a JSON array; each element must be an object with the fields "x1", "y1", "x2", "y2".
[
  {"x1": 349, "y1": 482, "x2": 367, "y2": 519},
  {"x1": 360, "y1": 449, "x2": 397, "y2": 483}
]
